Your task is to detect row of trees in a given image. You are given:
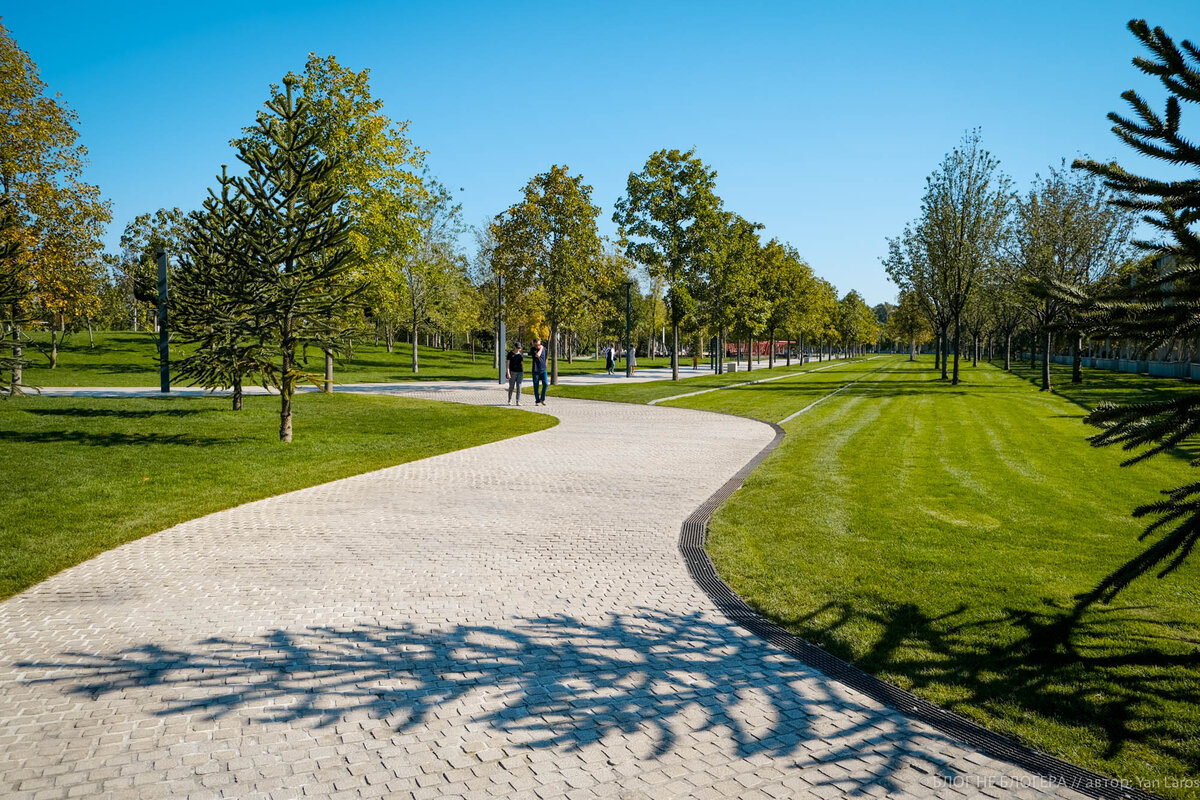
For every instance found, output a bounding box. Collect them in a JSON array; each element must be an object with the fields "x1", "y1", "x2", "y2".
[
  {"x1": 884, "y1": 19, "x2": 1200, "y2": 592},
  {"x1": 883, "y1": 128, "x2": 1137, "y2": 391},
  {"x1": 0, "y1": 20, "x2": 883, "y2": 440},
  {"x1": 486, "y1": 151, "x2": 881, "y2": 385}
]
